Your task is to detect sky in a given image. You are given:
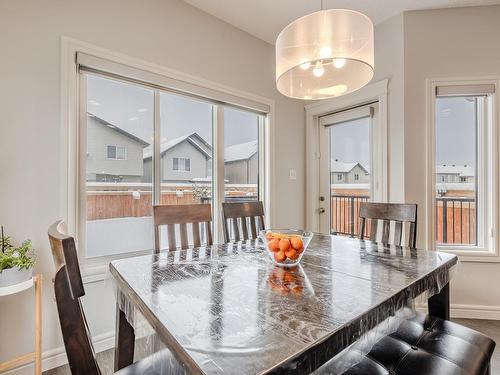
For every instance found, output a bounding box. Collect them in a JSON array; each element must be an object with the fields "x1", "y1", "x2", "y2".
[
  {"x1": 329, "y1": 117, "x2": 370, "y2": 168},
  {"x1": 86, "y1": 74, "x2": 259, "y2": 148},
  {"x1": 435, "y1": 97, "x2": 476, "y2": 167}
]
